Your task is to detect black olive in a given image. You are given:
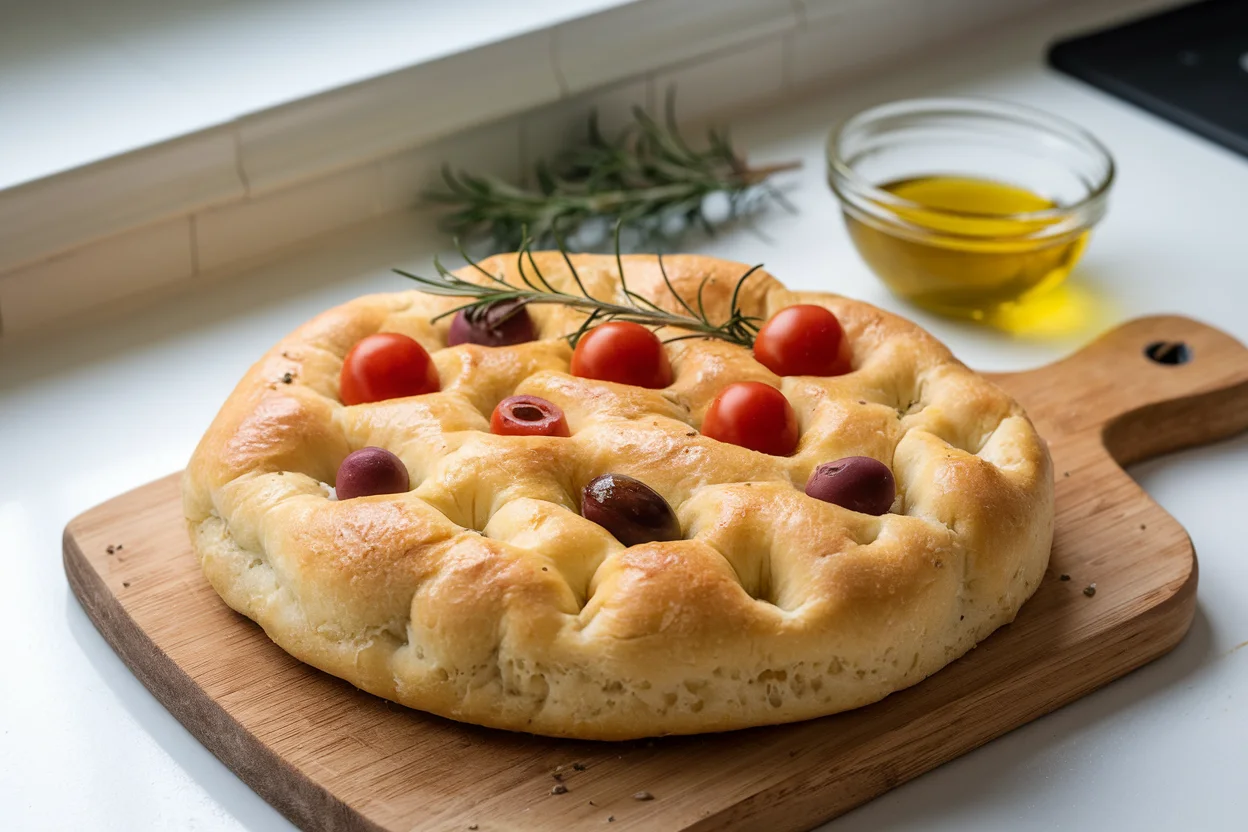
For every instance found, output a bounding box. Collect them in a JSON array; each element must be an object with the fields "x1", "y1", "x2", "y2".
[
  {"x1": 804, "y1": 456, "x2": 895, "y2": 515},
  {"x1": 447, "y1": 299, "x2": 537, "y2": 347},
  {"x1": 335, "y1": 447, "x2": 410, "y2": 500},
  {"x1": 581, "y1": 474, "x2": 680, "y2": 546}
]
